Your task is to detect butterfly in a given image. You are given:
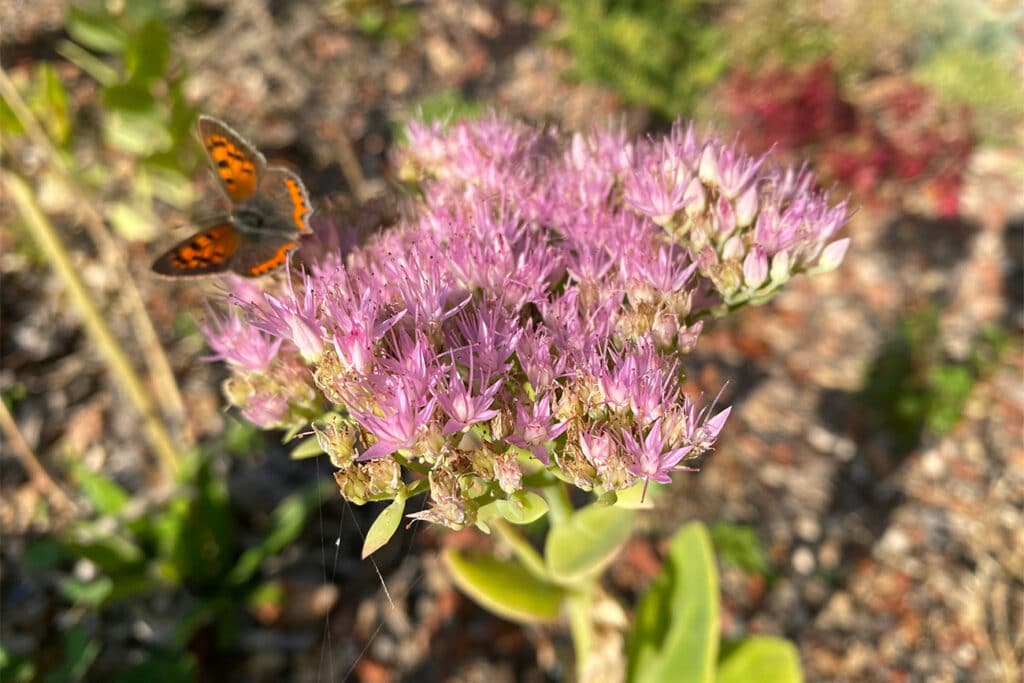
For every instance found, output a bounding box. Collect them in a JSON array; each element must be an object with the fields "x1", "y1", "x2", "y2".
[{"x1": 152, "y1": 115, "x2": 313, "y2": 277}]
